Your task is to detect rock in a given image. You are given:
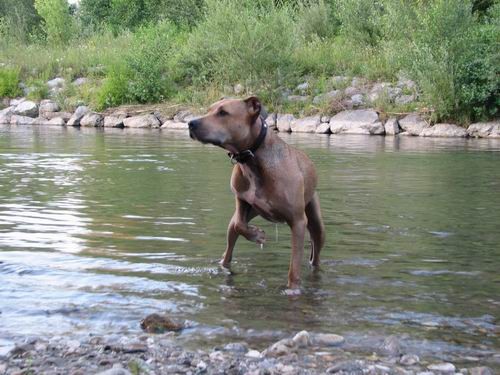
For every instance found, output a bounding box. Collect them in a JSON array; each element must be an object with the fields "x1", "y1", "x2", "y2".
[
  {"x1": 140, "y1": 313, "x2": 183, "y2": 333},
  {"x1": 427, "y1": 363, "x2": 456, "y2": 373},
  {"x1": 380, "y1": 335, "x2": 401, "y2": 356},
  {"x1": 161, "y1": 120, "x2": 188, "y2": 130},
  {"x1": 287, "y1": 95, "x2": 309, "y2": 103},
  {"x1": 397, "y1": 76, "x2": 417, "y2": 90},
  {"x1": 327, "y1": 360, "x2": 365, "y2": 374},
  {"x1": 67, "y1": 106, "x2": 89, "y2": 126},
  {"x1": 246, "y1": 349, "x2": 261, "y2": 358},
  {"x1": 276, "y1": 114, "x2": 295, "y2": 132},
  {"x1": 173, "y1": 110, "x2": 195, "y2": 123},
  {"x1": 43, "y1": 111, "x2": 72, "y2": 121},
  {"x1": 467, "y1": 122, "x2": 500, "y2": 138},
  {"x1": 385, "y1": 117, "x2": 400, "y2": 135},
  {"x1": 351, "y1": 94, "x2": 364, "y2": 107},
  {"x1": 315, "y1": 122, "x2": 331, "y2": 134},
  {"x1": 421, "y1": 123, "x2": 467, "y2": 137},
  {"x1": 291, "y1": 115, "x2": 320, "y2": 133},
  {"x1": 399, "y1": 113, "x2": 429, "y2": 136},
  {"x1": 263, "y1": 338, "x2": 296, "y2": 357},
  {"x1": 234, "y1": 83, "x2": 244, "y2": 95},
  {"x1": 344, "y1": 86, "x2": 361, "y2": 97},
  {"x1": 10, "y1": 115, "x2": 36, "y2": 125},
  {"x1": 312, "y1": 333, "x2": 345, "y2": 347},
  {"x1": 47, "y1": 117, "x2": 66, "y2": 126},
  {"x1": 72, "y1": 77, "x2": 88, "y2": 86},
  {"x1": 14, "y1": 100, "x2": 38, "y2": 117},
  {"x1": 223, "y1": 342, "x2": 248, "y2": 353},
  {"x1": 266, "y1": 113, "x2": 277, "y2": 128},
  {"x1": 80, "y1": 112, "x2": 104, "y2": 127},
  {"x1": 96, "y1": 365, "x2": 132, "y2": 375},
  {"x1": 332, "y1": 76, "x2": 348, "y2": 86},
  {"x1": 296, "y1": 82, "x2": 309, "y2": 93},
  {"x1": 0, "y1": 106, "x2": 14, "y2": 124},
  {"x1": 104, "y1": 115, "x2": 126, "y2": 128},
  {"x1": 292, "y1": 331, "x2": 311, "y2": 348},
  {"x1": 320, "y1": 115, "x2": 330, "y2": 123},
  {"x1": 123, "y1": 114, "x2": 160, "y2": 128},
  {"x1": 329, "y1": 109, "x2": 384, "y2": 135},
  {"x1": 368, "y1": 82, "x2": 392, "y2": 102},
  {"x1": 10, "y1": 98, "x2": 25, "y2": 106},
  {"x1": 39, "y1": 99, "x2": 59, "y2": 114},
  {"x1": 47, "y1": 77, "x2": 65, "y2": 90},
  {"x1": 313, "y1": 90, "x2": 341, "y2": 105},
  {"x1": 400, "y1": 354, "x2": 420, "y2": 366},
  {"x1": 469, "y1": 367, "x2": 493, "y2": 375},
  {"x1": 396, "y1": 94, "x2": 416, "y2": 105},
  {"x1": 1, "y1": 97, "x2": 10, "y2": 109},
  {"x1": 351, "y1": 77, "x2": 366, "y2": 87}
]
